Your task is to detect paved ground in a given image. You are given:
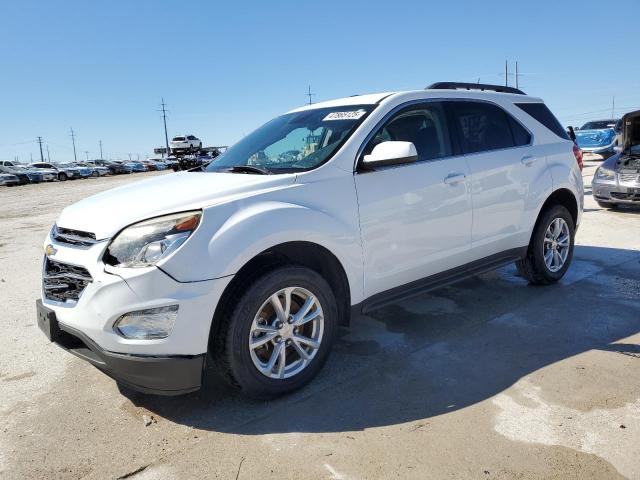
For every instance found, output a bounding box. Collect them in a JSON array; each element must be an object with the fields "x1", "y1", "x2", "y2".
[{"x1": 1, "y1": 164, "x2": 639, "y2": 479}]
